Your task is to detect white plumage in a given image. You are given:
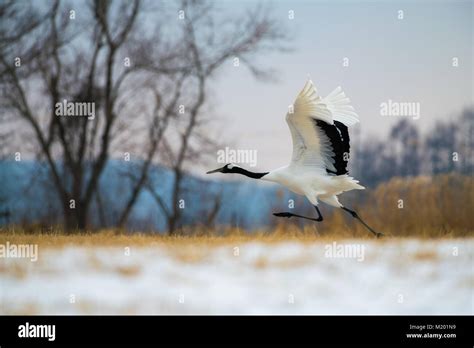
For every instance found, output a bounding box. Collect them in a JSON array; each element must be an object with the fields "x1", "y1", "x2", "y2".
[{"x1": 263, "y1": 79, "x2": 363, "y2": 208}]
